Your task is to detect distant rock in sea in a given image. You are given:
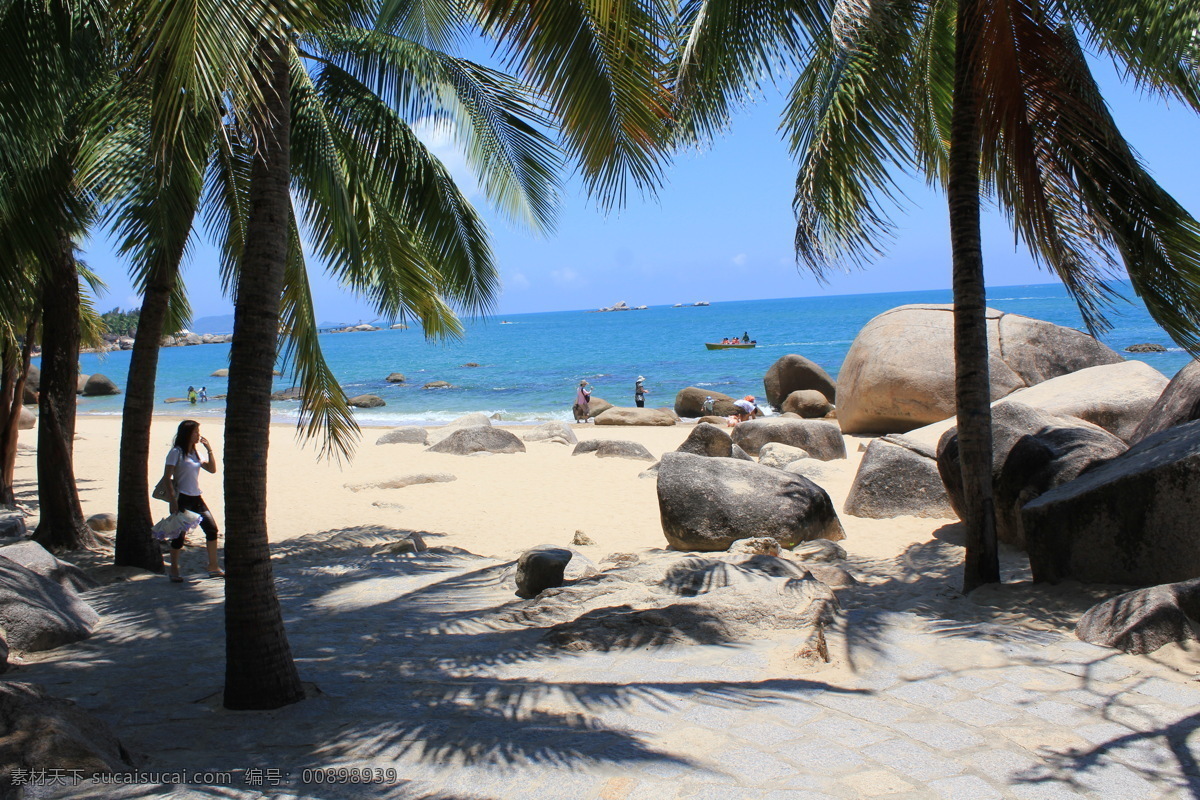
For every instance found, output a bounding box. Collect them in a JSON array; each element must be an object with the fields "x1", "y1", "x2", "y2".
[{"x1": 1125, "y1": 343, "x2": 1166, "y2": 353}]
